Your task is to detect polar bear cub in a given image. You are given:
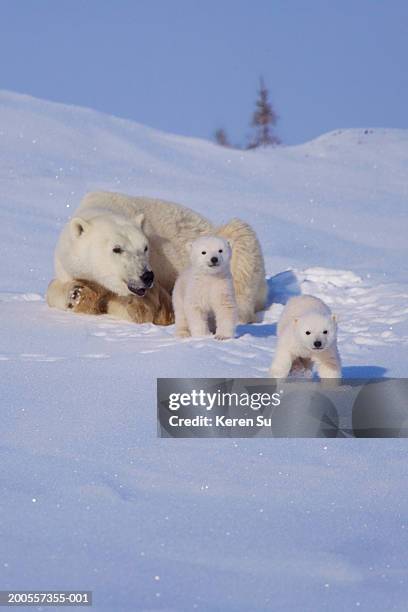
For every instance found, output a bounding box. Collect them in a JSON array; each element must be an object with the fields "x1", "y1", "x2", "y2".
[
  {"x1": 269, "y1": 295, "x2": 341, "y2": 379},
  {"x1": 173, "y1": 236, "x2": 237, "y2": 340}
]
